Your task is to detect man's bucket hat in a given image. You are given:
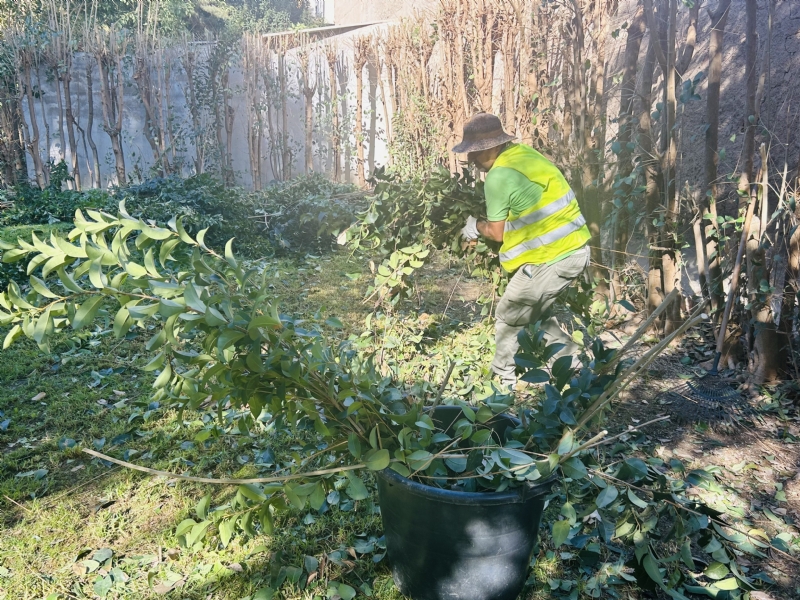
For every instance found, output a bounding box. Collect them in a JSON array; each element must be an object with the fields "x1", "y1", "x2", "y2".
[{"x1": 452, "y1": 112, "x2": 516, "y2": 154}]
